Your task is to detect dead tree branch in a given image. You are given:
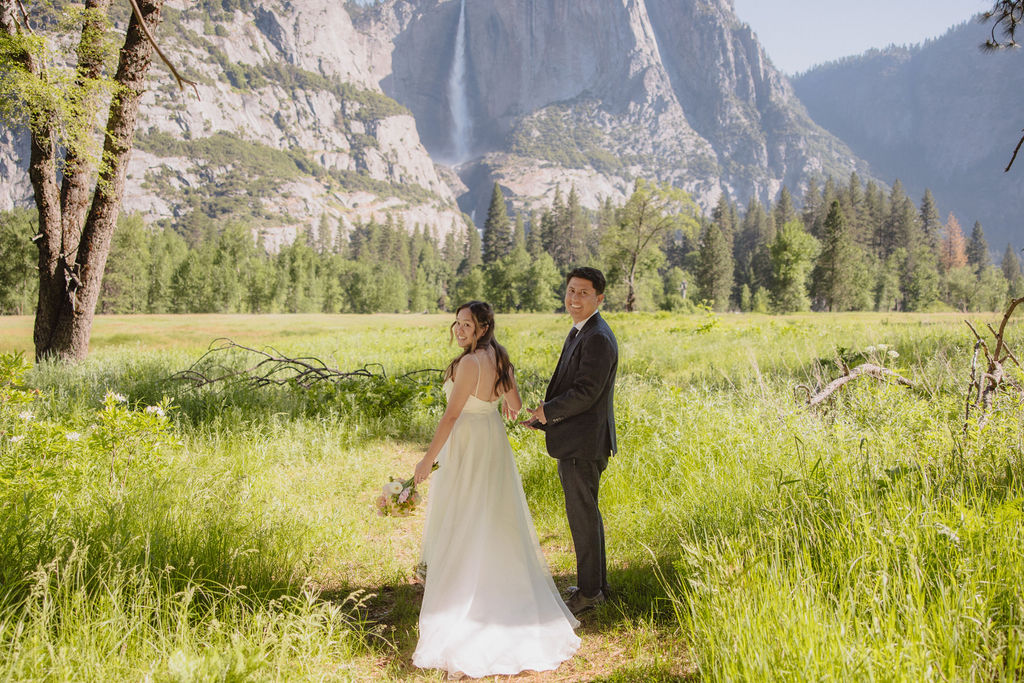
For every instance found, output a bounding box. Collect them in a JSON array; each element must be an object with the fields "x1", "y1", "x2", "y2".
[
  {"x1": 963, "y1": 297, "x2": 1024, "y2": 432},
  {"x1": 799, "y1": 363, "x2": 914, "y2": 408},
  {"x1": 125, "y1": 0, "x2": 198, "y2": 96},
  {"x1": 168, "y1": 338, "x2": 440, "y2": 391}
]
